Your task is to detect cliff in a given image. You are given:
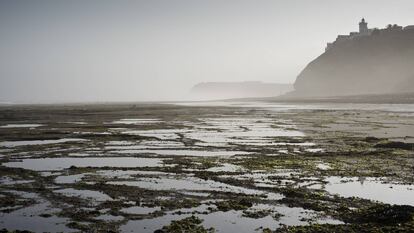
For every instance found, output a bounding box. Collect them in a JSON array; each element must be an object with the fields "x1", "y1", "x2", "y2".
[
  {"x1": 189, "y1": 81, "x2": 293, "y2": 100},
  {"x1": 293, "y1": 27, "x2": 414, "y2": 97}
]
